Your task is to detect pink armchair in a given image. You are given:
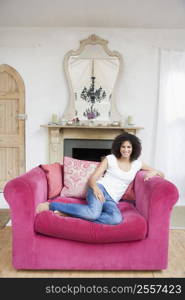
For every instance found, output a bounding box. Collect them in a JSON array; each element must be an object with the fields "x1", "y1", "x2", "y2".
[{"x1": 4, "y1": 165, "x2": 178, "y2": 270}]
